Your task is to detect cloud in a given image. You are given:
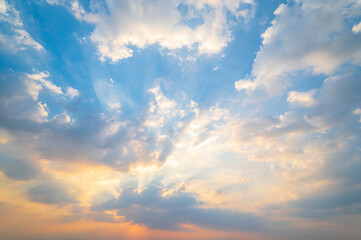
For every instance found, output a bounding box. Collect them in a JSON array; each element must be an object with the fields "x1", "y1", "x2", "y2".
[
  {"x1": 237, "y1": 0, "x2": 361, "y2": 95},
  {"x1": 352, "y1": 21, "x2": 361, "y2": 33},
  {"x1": 268, "y1": 144, "x2": 361, "y2": 220},
  {"x1": 145, "y1": 82, "x2": 178, "y2": 127},
  {"x1": 0, "y1": 0, "x2": 21, "y2": 26},
  {"x1": 70, "y1": 0, "x2": 255, "y2": 62},
  {"x1": 353, "y1": 108, "x2": 361, "y2": 122},
  {"x1": 27, "y1": 71, "x2": 63, "y2": 99},
  {"x1": 306, "y1": 72, "x2": 361, "y2": 127},
  {"x1": 52, "y1": 112, "x2": 72, "y2": 125},
  {"x1": 28, "y1": 181, "x2": 78, "y2": 206},
  {"x1": 235, "y1": 78, "x2": 258, "y2": 91},
  {"x1": 46, "y1": 0, "x2": 63, "y2": 5},
  {"x1": 93, "y1": 185, "x2": 265, "y2": 231},
  {"x1": 287, "y1": 89, "x2": 316, "y2": 107},
  {"x1": 66, "y1": 87, "x2": 79, "y2": 98},
  {"x1": 0, "y1": 0, "x2": 43, "y2": 52},
  {"x1": 0, "y1": 153, "x2": 40, "y2": 181},
  {"x1": 0, "y1": 74, "x2": 187, "y2": 171},
  {"x1": 1, "y1": 1, "x2": 361, "y2": 239},
  {"x1": 0, "y1": 71, "x2": 79, "y2": 127},
  {"x1": 0, "y1": 73, "x2": 50, "y2": 124}
]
